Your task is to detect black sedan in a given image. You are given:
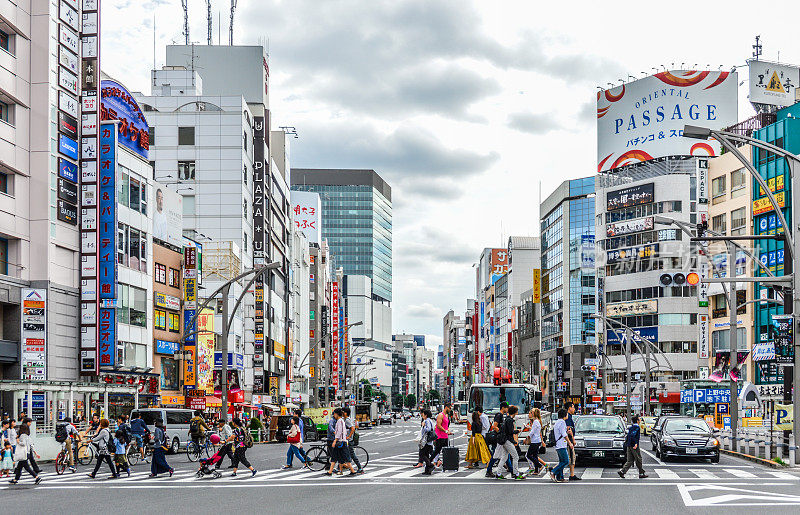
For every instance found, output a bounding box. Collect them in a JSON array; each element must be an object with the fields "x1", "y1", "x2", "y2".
[
  {"x1": 651, "y1": 417, "x2": 719, "y2": 463},
  {"x1": 572, "y1": 415, "x2": 626, "y2": 464}
]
